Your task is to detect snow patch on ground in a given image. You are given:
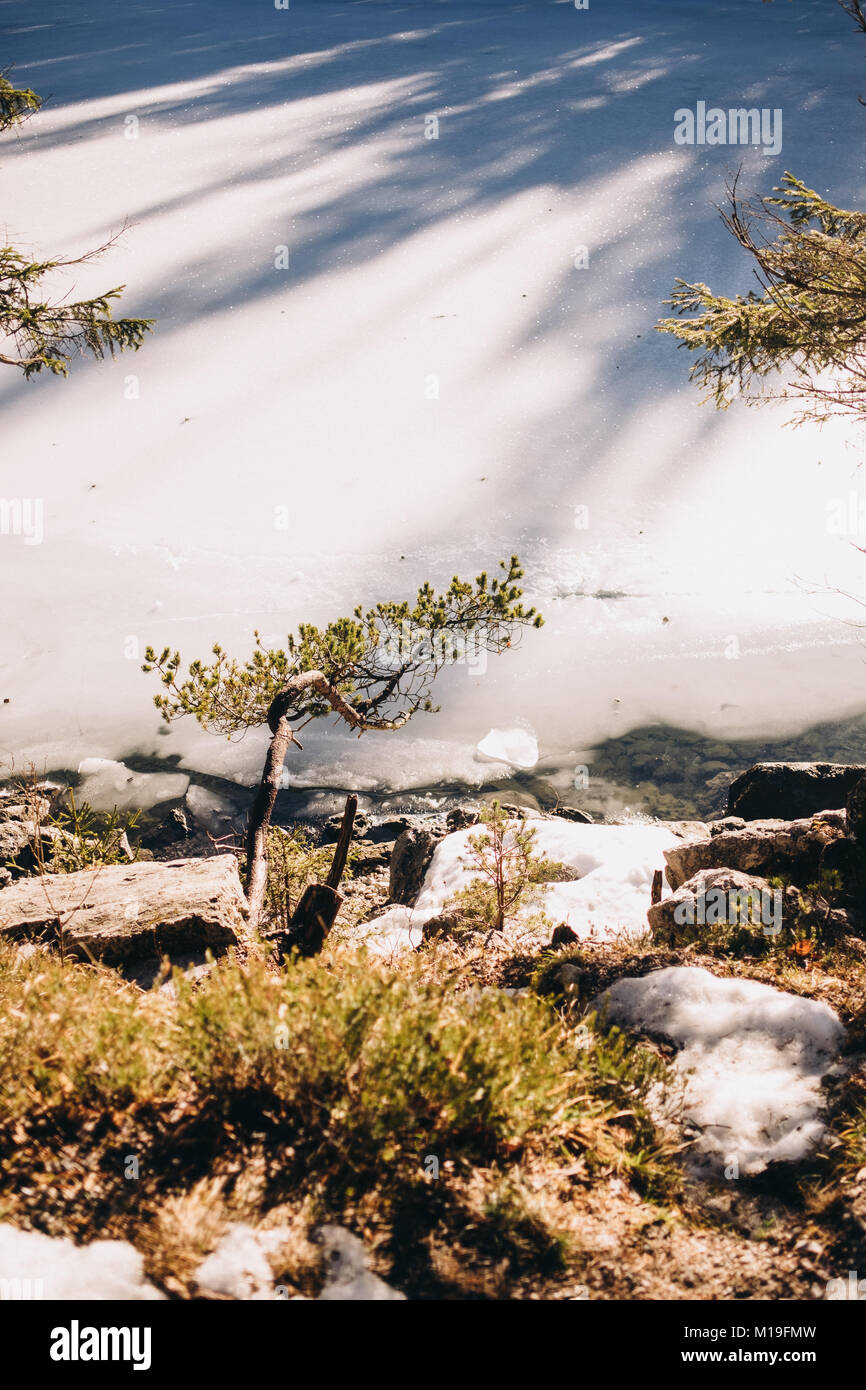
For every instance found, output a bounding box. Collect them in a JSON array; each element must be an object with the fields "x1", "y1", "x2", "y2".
[
  {"x1": 0, "y1": 1225, "x2": 165, "y2": 1300},
  {"x1": 194, "y1": 1224, "x2": 289, "y2": 1300},
  {"x1": 192, "y1": 1223, "x2": 405, "y2": 1300},
  {"x1": 352, "y1": 817, "x2": 678, "y2": 955},
  {"x1": 595, "y1": 966, "x2": 846, "y2": 1175},
  {"x1": 314, "y1": 1225, "x2": 406, "y2": 1301}
]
